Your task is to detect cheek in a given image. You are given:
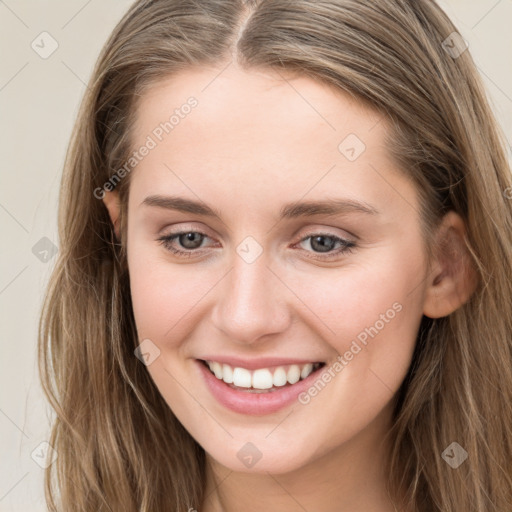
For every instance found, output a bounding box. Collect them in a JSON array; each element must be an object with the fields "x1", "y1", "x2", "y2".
[
  {"x1": 127, "y1": 227, "x2": 247, "y2": 365},
  {"x1": 299, "y1": 248, "x2": 424, "y2": 336},
  {"x1": 127, "y1": 245, "x2": 213, "y2": 342},
  {"x1": 290, "y1": 244, "x2": 426, "y2": 392}
]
